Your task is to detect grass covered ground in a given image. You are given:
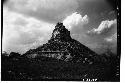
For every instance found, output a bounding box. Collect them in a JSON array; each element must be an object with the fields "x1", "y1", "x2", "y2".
[{"x1": 1, "y1": 55, "x2": 117, "y2": 81}]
